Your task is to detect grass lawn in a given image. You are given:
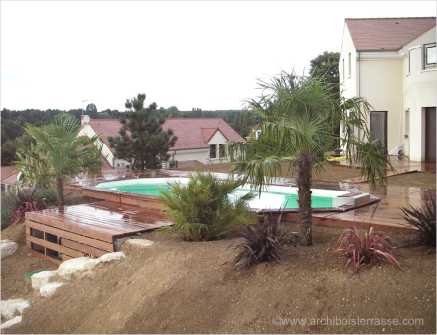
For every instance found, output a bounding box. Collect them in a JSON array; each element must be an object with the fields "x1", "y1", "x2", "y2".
[{"x1": 4, "y1": 224, "x2": 435, "y2": 334}]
